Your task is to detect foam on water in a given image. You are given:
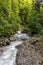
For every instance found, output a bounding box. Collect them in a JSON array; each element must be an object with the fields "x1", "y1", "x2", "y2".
[{"x1": 0, "y1": 41, "x2": 23, "y2": 65}]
